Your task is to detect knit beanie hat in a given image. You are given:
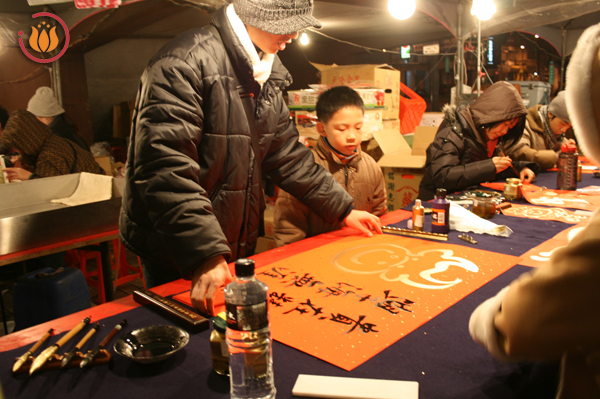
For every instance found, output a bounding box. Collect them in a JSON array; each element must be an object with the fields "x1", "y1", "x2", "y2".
[
  {"x1": 548, "y1": 90, "x2": 570, "y2": 124},
  {"x1": 233, "y1": 0, "x2": 322, "y2": 35},
  {"x1": 27, "y1": 86, "x2": 65, "y2": 118}
]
